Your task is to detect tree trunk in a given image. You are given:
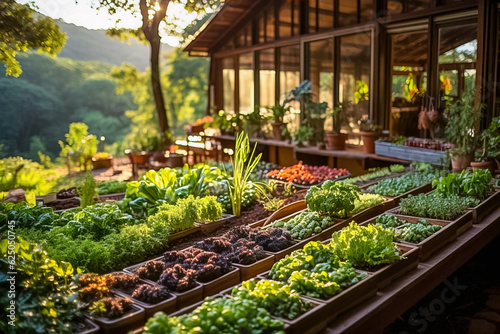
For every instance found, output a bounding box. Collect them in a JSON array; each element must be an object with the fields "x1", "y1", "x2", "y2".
[{"x1": 150, "y1": 38, "x2": 170, "y2": 145}]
